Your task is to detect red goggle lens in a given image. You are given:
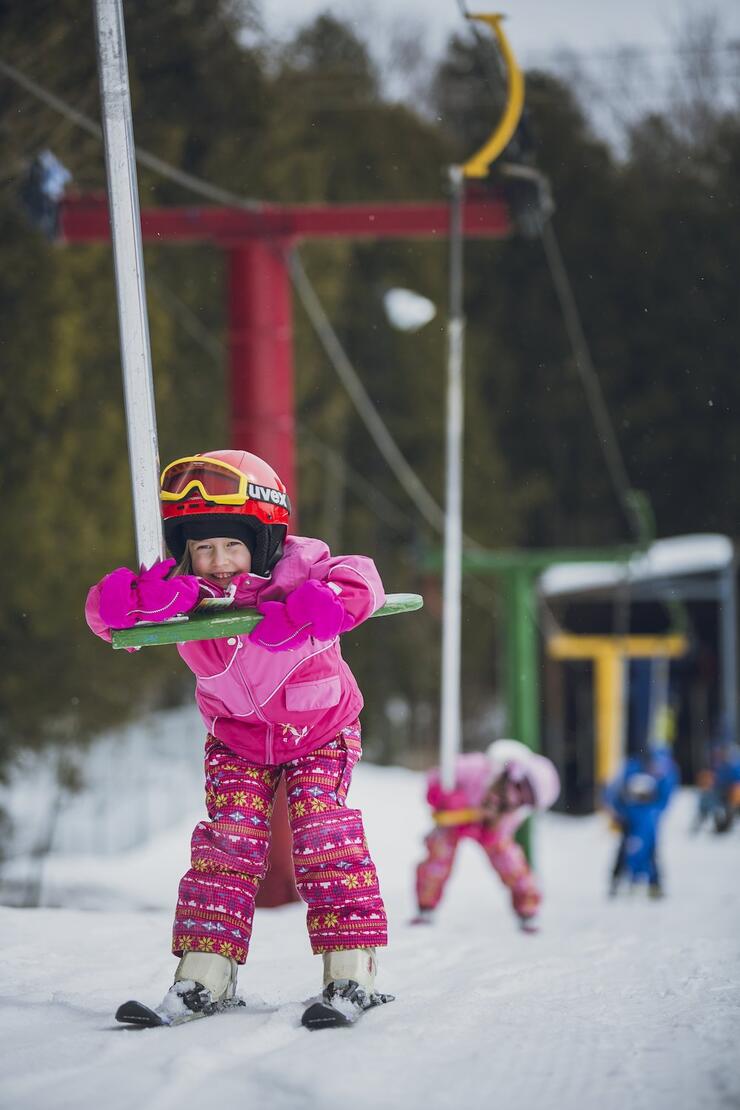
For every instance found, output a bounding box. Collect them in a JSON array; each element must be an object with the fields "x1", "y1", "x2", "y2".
[{"x1": 161, "y1": 461, "x2": 243, "y2": 499}]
